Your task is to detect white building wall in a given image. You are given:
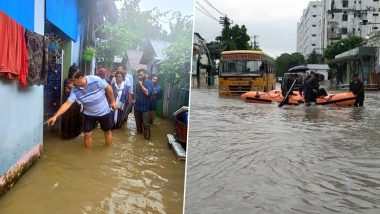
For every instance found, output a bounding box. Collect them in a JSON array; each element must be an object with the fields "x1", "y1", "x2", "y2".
[
  {"x1": 322, "y1": 0, "x2": 380, "y2": 48},
  {"x1": 297, "y1": 1, "x2": 323, "y2": 57}
]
